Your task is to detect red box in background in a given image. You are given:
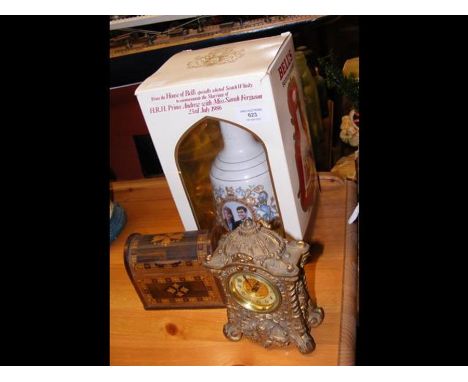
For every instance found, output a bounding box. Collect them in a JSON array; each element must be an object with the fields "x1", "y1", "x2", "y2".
[{"x1": 111, "y1": 83, "x2": 163, "y2": 180}]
